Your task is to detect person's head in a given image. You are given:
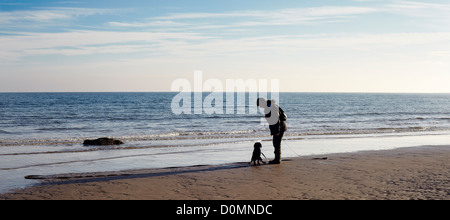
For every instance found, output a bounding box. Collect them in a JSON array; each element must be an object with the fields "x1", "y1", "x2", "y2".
[
  {"x1": 257, "y1": 98, "x2": 277, "y2": 108},
  {"x1": 257, "y1": 98, "x2": 267, "y2": 108}
]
